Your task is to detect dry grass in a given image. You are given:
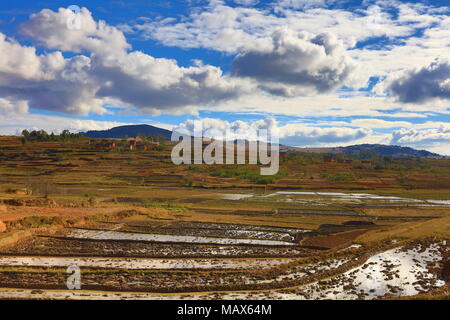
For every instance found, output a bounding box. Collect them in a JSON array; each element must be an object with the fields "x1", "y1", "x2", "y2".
[
  {"x1": 362, "y1": 207, "x2": 450, "y2": 217},
  {"x1": 301, "y1": 229, "x2": 369, "y2": 248},
  {"x1": 356, "y1": 215, "x2": 450, "y2": 244}
]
